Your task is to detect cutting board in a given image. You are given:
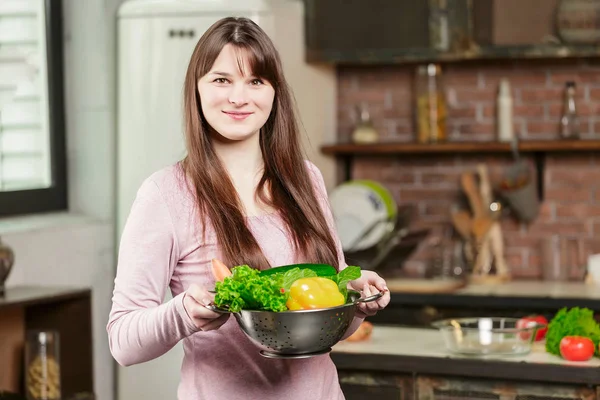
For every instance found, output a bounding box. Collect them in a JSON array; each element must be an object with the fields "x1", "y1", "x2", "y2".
[{"x1": 385, "y1": 278, "x2": 467, "y2": 293}]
